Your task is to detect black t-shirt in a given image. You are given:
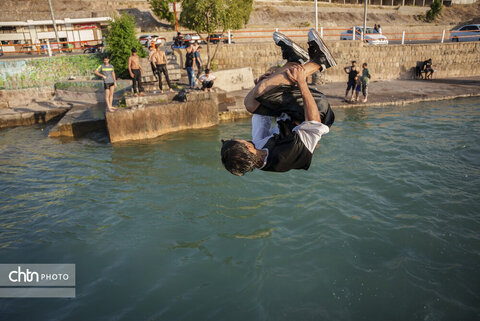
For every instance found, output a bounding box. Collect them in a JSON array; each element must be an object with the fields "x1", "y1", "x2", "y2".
[
  {"x1": 185, "y1": 51, "x2": 194, "y2": 68},
  {"x1": 348, "y1": 67, "x2": 358, "y2": 83}
]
